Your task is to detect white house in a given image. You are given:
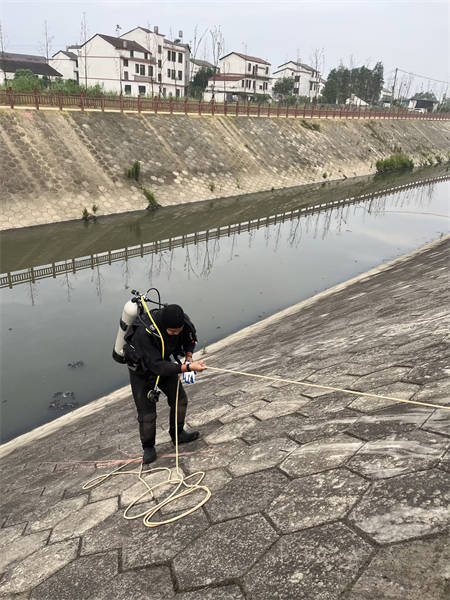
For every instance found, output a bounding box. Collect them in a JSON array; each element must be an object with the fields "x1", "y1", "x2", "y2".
[
  {"x1": 52, "y1": 33, "x2": 155, "y2": 96},
  {"x1": 345, "y1": 94, "x2": 369, "y2": 107},
  {"x1": 272, "y1": 61, "x2": 321, "y2": 100},
  {"x1": 0, "y1": 52, "x2": 62, "y2": 85},
  {"x1": 120, "y1": 26, "x2": 190, "y2": 97},
  {"x1": 50, "y1": 50, "x2": 79, "y2": 82},
  {"x1": 204, "y1": 52, "x2": 271, "y2": 102}
]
